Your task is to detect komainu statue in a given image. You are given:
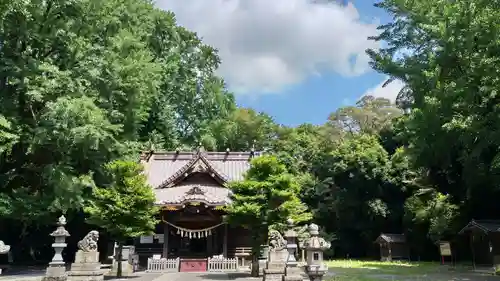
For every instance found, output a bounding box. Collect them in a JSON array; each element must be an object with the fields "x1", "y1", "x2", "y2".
[
  {"x1": 268, "y1": 229, "x2": 287, "y2": 251},
  {"x1": 77, "y1": 230, "x2": 99, "y2": 252},
  {"x1": 0, "y1": 241, "x2": 10, "y2": 254}
]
